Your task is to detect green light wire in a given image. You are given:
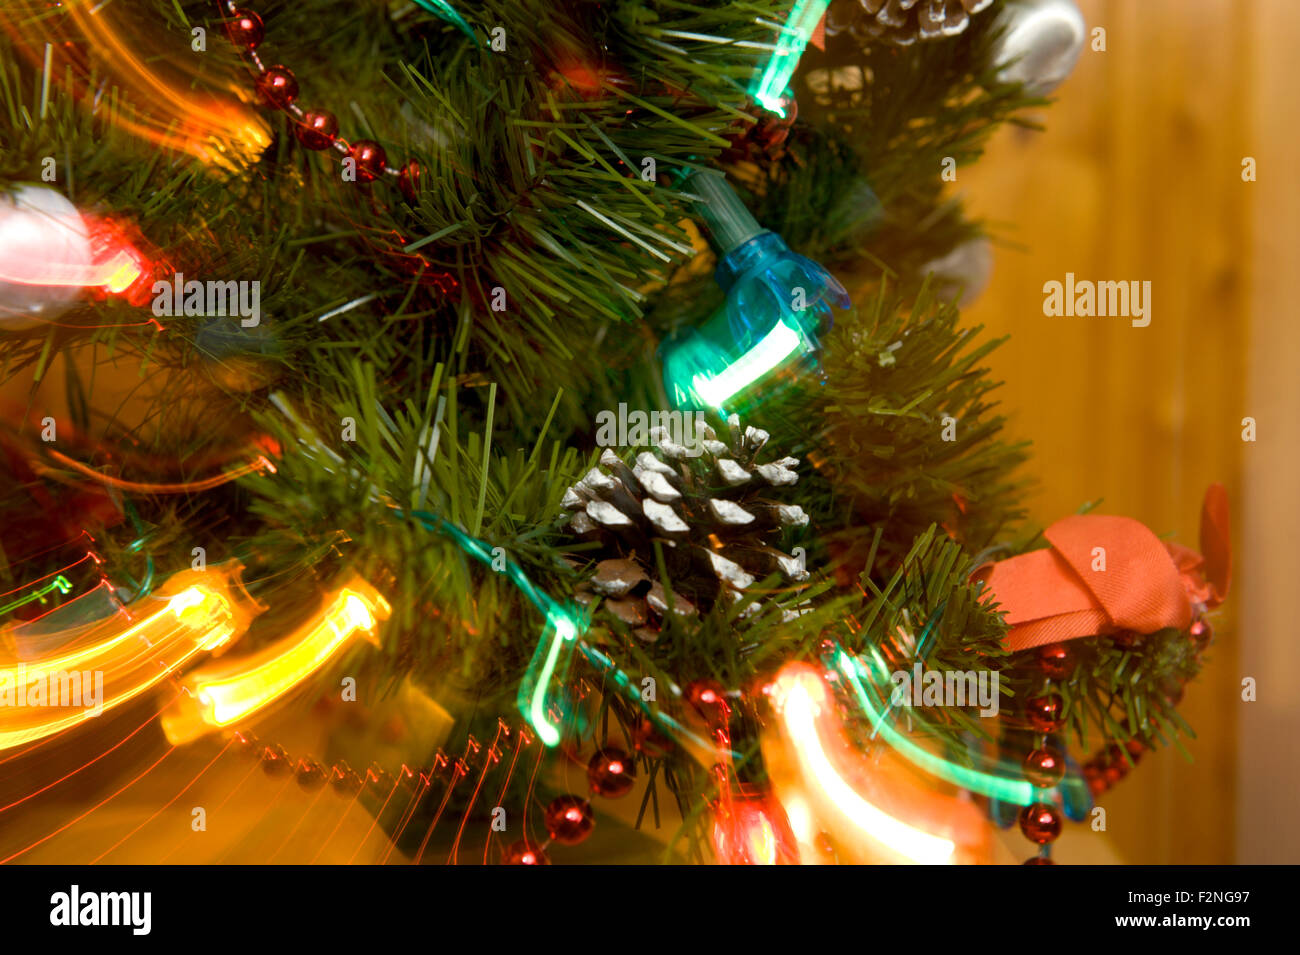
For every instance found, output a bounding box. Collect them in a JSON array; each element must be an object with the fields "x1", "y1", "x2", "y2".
[
  {"x1": 121, "y1": 498, "x2": 156, "y2": 598},
  {"x1": 401, "y1": 507, "x2": 737, "y2": 754},
  {"x1": 403, "y1": 508, "x2": 579, "y2": 747},
  {"x1": 0, "y1": 575, "x2": 73, "y2": 616},
  {"x1": 825, "y1": 642, "x2": 1044, "y2": 806},
  {"x1": 749, "y1": 0, "x2": 832, "y2": 115},
  {"x1": 410, "y1": 0, "x2": 476, "y2": 42}
]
